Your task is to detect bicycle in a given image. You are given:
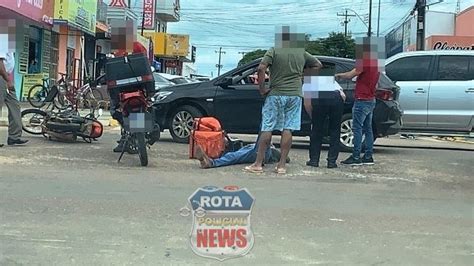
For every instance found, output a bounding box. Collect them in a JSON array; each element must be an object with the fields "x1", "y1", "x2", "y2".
[
  {"x1": 65, "y1": 76, "x2": 106, "y2": 112},
  {"x1": 27, "y1": 74, "x2": 105, "y2": 111},
  {"x1": 27, "y1": 72, "x2": 69, "y2": 109}
]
